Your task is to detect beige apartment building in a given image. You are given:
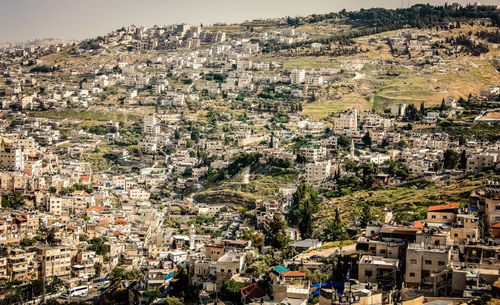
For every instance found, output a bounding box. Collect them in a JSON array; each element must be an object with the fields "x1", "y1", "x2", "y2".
[
  {"x1": 333, "y1": 109, "x2": 358, "y2": 134},
  {"x1": 216, "y1": 251, "x2": 245, "y2": 289},
  {"x1": 427, "y1": 203, "x2": 459, "y2": 224},
  {"x1": 405, "y1": 243, "x2": 451, "y2": 290},
  {"x1": 358, "y1": 255, "x2": 399, "y2": 284},
  {"x1": 37, "y1": 246, "x2": 72, "y2": 279},
  {"x1": 0, "y1": 147, "x2": 24, "y2": 171},
  {"x1": 6, "y1": 249, "x2": 37, "y2": 281},
  {"x1": 304, "y1": 160, "x2": 331, "y2": 184}
]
